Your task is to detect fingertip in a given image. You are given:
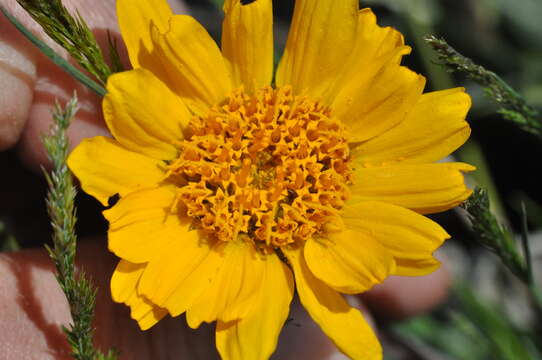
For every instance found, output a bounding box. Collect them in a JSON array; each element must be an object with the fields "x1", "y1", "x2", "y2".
[{"x1": 362, "y1": 258, "x2": 451, "y2": 320}]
